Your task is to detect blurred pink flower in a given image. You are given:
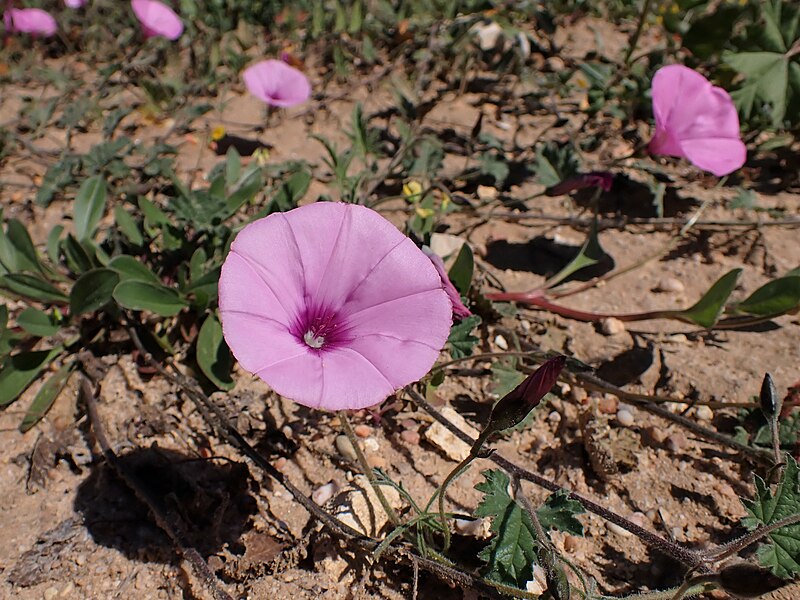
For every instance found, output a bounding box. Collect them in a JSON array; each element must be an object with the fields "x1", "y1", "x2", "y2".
[
  {"x1": 650, "y1": 65, "x2": 746, "y2": 177},
  {"x1": 131, "y1": 0, "x2": 183, "y2": 40},
  {"x1": 64, "y1": 0, "x2": 86, "y2": 8},
  {"x1": 218, "y1": 203, "x2": 452, "y2": 410},
  {"x1": 243, "y1": 59, "x2": 311, "y2": 108},
  {"x1": 422, "y1": 247, "x2": 472, "y2": 320},
  {"x1": 4, "y1": 8, "x2": 57, "y2": 37}
]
